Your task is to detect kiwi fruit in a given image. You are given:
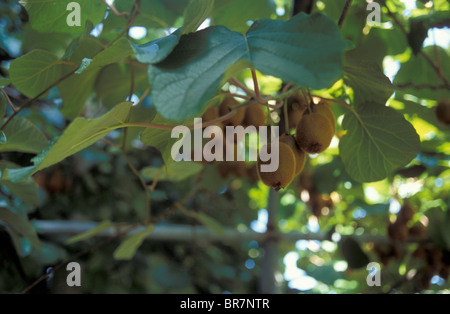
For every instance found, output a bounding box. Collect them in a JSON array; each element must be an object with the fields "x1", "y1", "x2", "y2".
[
  {"x1": 257, "y1": 142, "x2": 296, "y2": 191},
  {"x1": 217, "y1": 142, "x2": 247, "y2": 178},
  {"x1": 279, "y1": 134, "x2": 306, "y2": 176},
  {"x1": 287, "y1": 95, "x2": 307, "y2": 130},
  {"x1": 219, "y1": 97, "x2": 246, "y2": 127},
  {"x1": 435, "y1": 99, "x2": 450, "y2": 125},
  {"x1": 243, "y1": 101, "x2": 266, "y2": 128},
  {"x1": 202, "y1": 106, "x2": 219, "y2": 123},
  {"x1": 296, "y1": 112, "x2": 334, "y2": 154},
  {"x1": 312, "y1": 100, "x2": 336, "y2": 132},
  {"x1": 288, "y1": 106, "x2": 306, "y2": 130}
]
